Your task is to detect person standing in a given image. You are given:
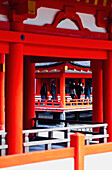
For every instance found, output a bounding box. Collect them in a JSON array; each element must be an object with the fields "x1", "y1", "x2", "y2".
[
  {"x1": 85, "y1": 79, "x2": 92, "y2": 99},
  {"x1": 40, "y1": 83, "x2": 47, "y2": 99},
  {"x1": 76, "y1": 83, "x2": 83, "y2": 99},
  {"x1": 50, "y1": 80, "x2": 56, "y2": 99},
  {"x1": 70, "y1": 82, "x2": 76, "y2": 99}
]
